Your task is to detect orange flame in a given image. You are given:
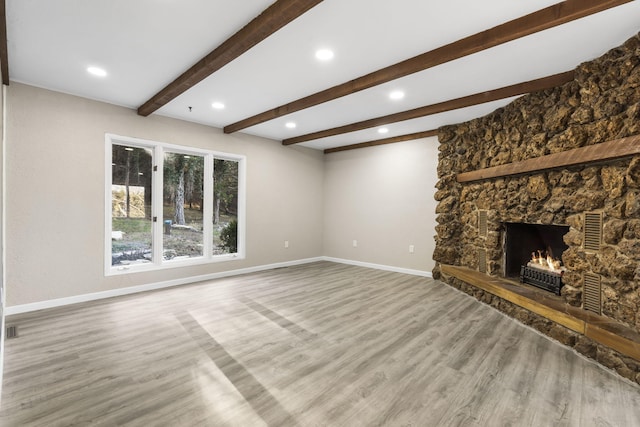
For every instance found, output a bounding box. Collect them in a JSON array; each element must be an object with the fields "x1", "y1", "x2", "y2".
[{"x1": 531, "y1": 250, "x2": 562, "y2": 272}]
